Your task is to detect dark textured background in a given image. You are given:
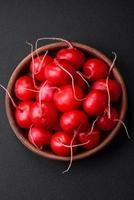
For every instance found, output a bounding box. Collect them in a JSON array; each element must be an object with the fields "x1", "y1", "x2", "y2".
[{"x1": 0, "y1": 1, "x2": 134, "y2": 200}]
